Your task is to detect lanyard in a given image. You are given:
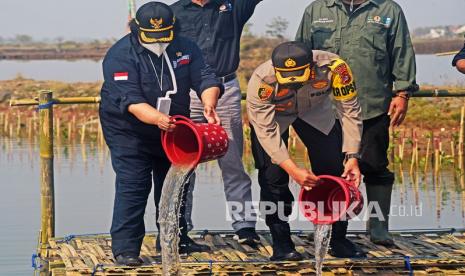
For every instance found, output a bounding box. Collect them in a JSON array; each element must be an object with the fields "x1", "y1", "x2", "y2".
[{"x1": 148, "y1": 54, "x2": 164, "y2": 91}]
